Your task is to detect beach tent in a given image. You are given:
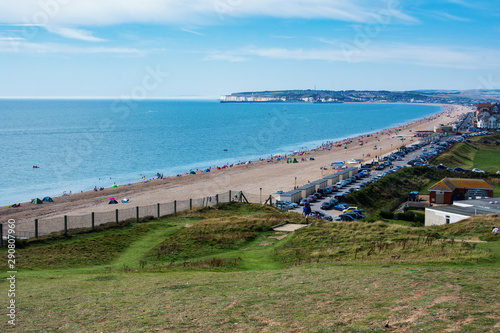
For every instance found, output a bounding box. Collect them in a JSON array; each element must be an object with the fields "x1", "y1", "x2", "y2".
[
  {"x1": 190, "y1": 170, "x2": 196, "y2": 175},
  {"x1": 42, "y1": 196, "x2": 53, "y2": 202},
  {"x1": 111, "y1": 184, "x2": 118, "y2": 188},
  {"x1": 108, "y1": 199, "x2": 118, "y2": 204},
  {"x1": 287, "y1": 158, "x2": 298, "y2": 163},
  {"x1": 122, "y1": 198, "x2": 129, "y2": 203},
  {"x1": 31, "y1": 198, "x2": 43, "y2": 204},
  {"x1": 309, "y1": 157, "x2": 315, "y2": 161},
  {"x1": 204, "y1": 169, "x2": 211, "y2": 173}
]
